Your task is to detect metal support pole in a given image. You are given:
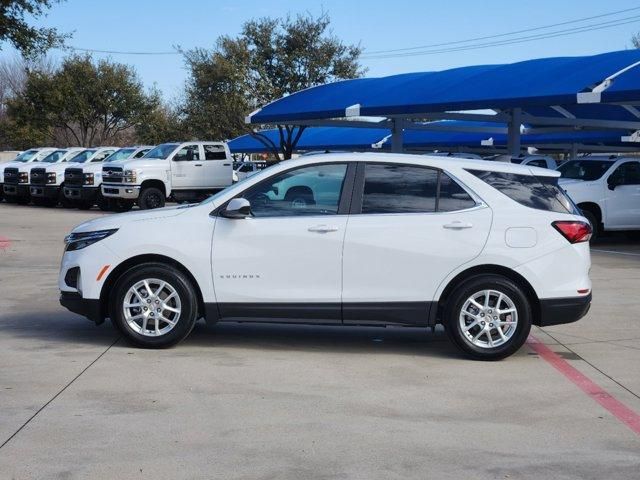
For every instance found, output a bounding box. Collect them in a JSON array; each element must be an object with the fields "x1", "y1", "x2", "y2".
[
  {"x1": 391, "y1": 118, "x2": 405, "y2": 153},
  {"x1": 507, "y1": 108, "x2": 522, "y2": 157},
  {"x1": 570, "y1": 143, "x2": 578, "y2": 160}
]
